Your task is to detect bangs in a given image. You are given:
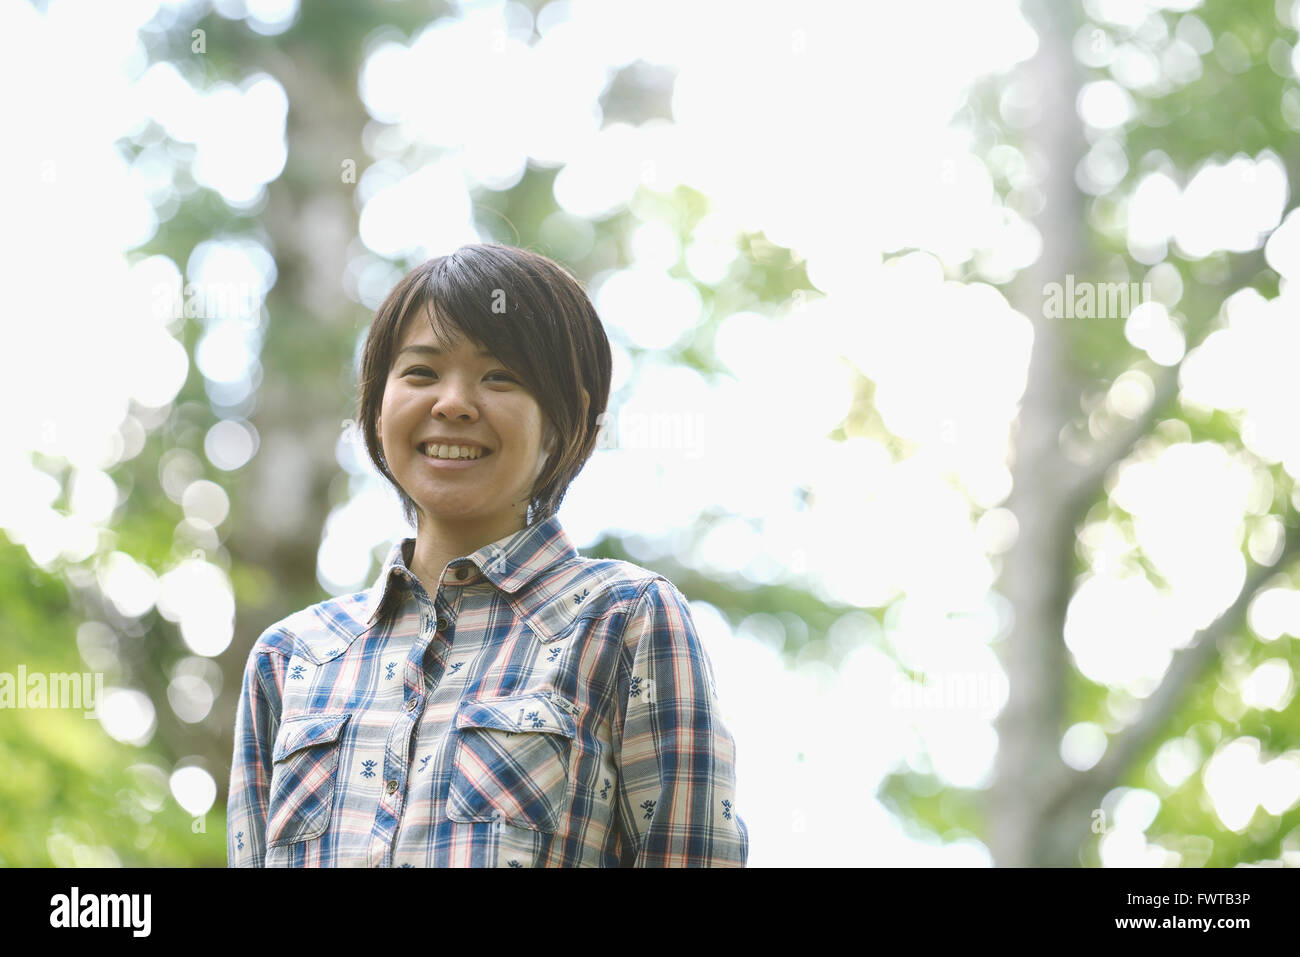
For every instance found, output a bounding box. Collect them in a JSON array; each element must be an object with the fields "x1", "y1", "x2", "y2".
[{"x1": 395, "y1": 267, "x2": 543, "y2": 390}]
